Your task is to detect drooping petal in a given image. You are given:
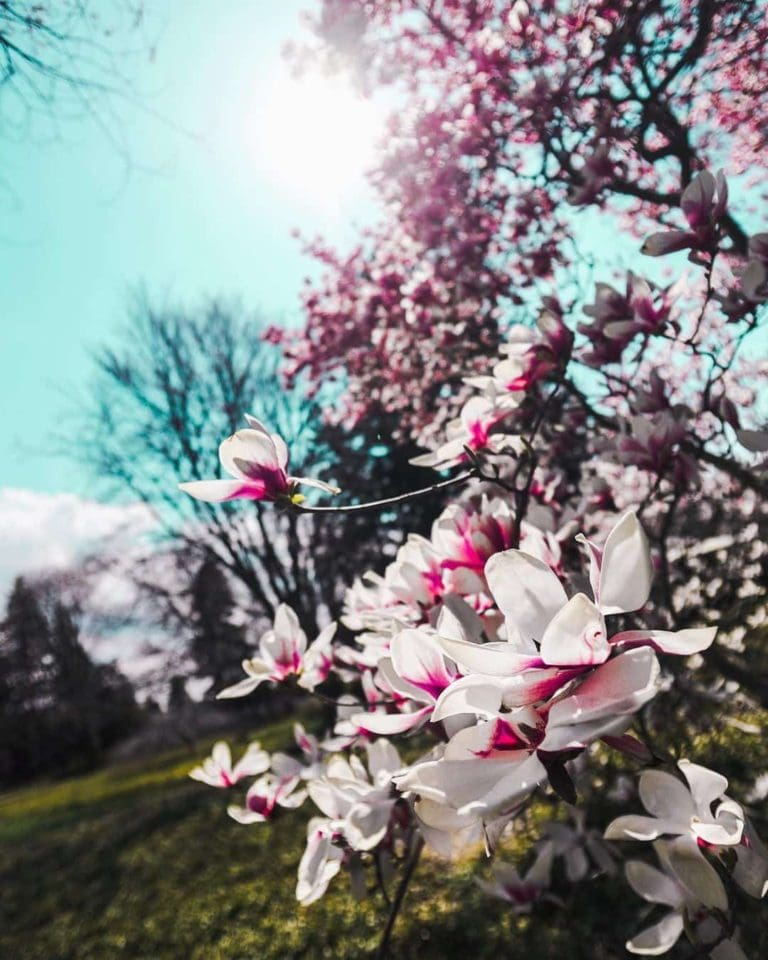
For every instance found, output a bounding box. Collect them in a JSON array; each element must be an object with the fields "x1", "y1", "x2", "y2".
[
  {"x1": 539, "y1": 593, "x2": 609, "y2": 666},
  {"x1": 296, "y1": 818, "x2": 344, "y2": 905},
  {"x1": 431, "y1": 676, "x2": 505, "y2": 722},
  {"x1": 351, "y1": 705, "x2": 433, "y2": 735},
  {"x1": 216, "y1": 674, "x2": 267, "y2": 699},
  {"x1": 597, "y1": 511, "x2": 653, "y2": 615},
  {"x1": 178, "y1": 479, "x2": 266, "y2": 502},
  {"x1": 451, "y1": 753, "x2": 546, "y2": 816},
  {"x1": 626, "y1": 911, "x2": 684, "y2": 955},
  {"x1": 291, "y1": 475, "x2": 342, "y2": 494},
  {"x1": 604, "y1": 815, "x2": 672, "y2": 842},
  {"x1": 609, "y1": 627, "x2": 716, "y2": 656},
  {"x1": 485, "y1": 549, "x2": 567, "y2": 645},
  {"x1": 666, "y1": 836, "x2": 728, "y2": 911},
  {"x1": 625, "y1": 860, "x2": 685, "y2": 908},
  {"x1": 546, "y1": 647, "x2": 660, "y2": 728}
]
